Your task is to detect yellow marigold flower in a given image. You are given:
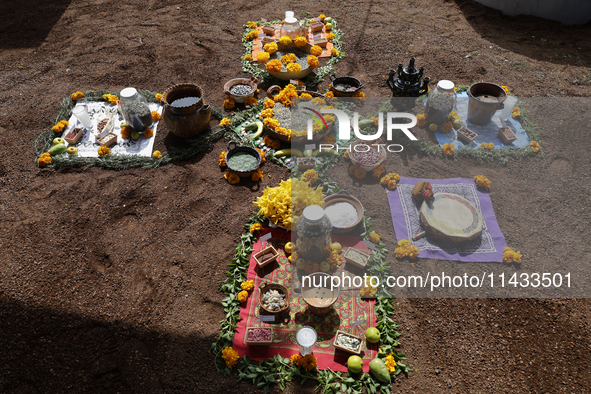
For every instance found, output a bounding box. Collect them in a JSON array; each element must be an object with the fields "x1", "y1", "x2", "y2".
[
  {"x1": 394, "y1": 246, "x2": 407, "y2": 258},
  {"x1": 307, "y1": 55, "x2": 319, "y2": 68},
  {"x1": 326, "y1": 32, "x2": 335, "y2": 41},
  {"x1": 245, "y1": 96, "x2": 258, "y2": 107},
  {"x1": 480, "y1": 142, "x2": 494, "y2": 151},
  {"x1": 407, "y1": 245, "x2": 420, "y2": 259},
  {"x1": 224, "y1": 97, "x2": 235, "y2": 109},
  {"x1": 264, "y1": 42, "x2": 278, "y2": 54},
  {"x1": 52, "y1": 123, "x2": 65, "y2": 133},
  {"x1": 251, "y1": 168, "x2": 263, "y2": 181},
  {"x1": 60, "y1": 120, "x2": 69, "y2": 126},
  {"x1": 263, "y1": 98, "x2": 276, "y2": 109},
  {"x1": 260, "y1": 108, "x2": 275, "y2": 119},
  {"x1": 344, "y1": 150, "x2": 350, "y2": 160},
  {"x1": 501, "y1": 85, "x2": 510, "y2": 95},
  {"x1": 144, "y1": 128, "x2": 154, "y2": 138},
  {"x1": 398, "y1": 240, "x2": 410, "y2": 247},
  {"x1": 245, "y1": 30, "x2": 258, "y2": 40},
  {"x1": 221, "y1": 346, "x2": 240, "y2": 369},
  {"x1": 440, "y1": 121, "x2": 453, "y2": 134},
  {"x1": 220, "y1": 117, "x2": 230, "y2": 126},
  {"x1": 301, "y1": 169, "x2": 318, "y2": 185},
  {"x1": 309, "y1": 45, "x2": 323, "y2": 56},
  {"x1": 511, "y1": 107, "x2": 521, "y2": 119},
  {"x1": 155, "y1": 93, "x2": 163, "y2": 101},
  {"x1": 294, "y1": 36, "x2": 307, "y2": 47},
  {"x1": 102, "y1": 94, "x2": 118, "y2": 105},
  {"x1": 224, "y1": 172, "x2": 240, "y2": 185},
  {"x1": 71, "y1": 91, "x2": 84, "y2": 101},
  {"x1": 387, "y1": 180, "x2": 397, "y2": 191},
  {"x1": 244, "y1": 54, "x2": 252, "y2": 61},
  {"x1": 474, "y1": 175, "x2": 491, "y2": 191},
  {"x1": 266, "y1": 59, "x2": 283, "y2": 73},
  {"x1": 287, "y1": 63, "x2": 302, "y2": 74},
  {"x1": 360, "y1": 285, "x2": 378, "y2": 298},
  {"x1": 300, "y1": 354, "x2": 317, "y2": 371},
  {"x1": 281, "y1": 53, "x2": 297, "y2": 65},
  {"x1": 256, "y1": 148, "x2": 266, "y2": 162},
  {"x1": 311, "y1": 97, "x2": 326, "y2": 106},
  {"x1": 503, "y1": 247, "x2": 522, "y2": 264},
  {"x1": 151, "y1": 111, "x2": 162, "y2": 122},
  {"x1": 442, "y1": 143, "x2": 455, "y2": 157},
  {"x1": 256, "y1": 51, "x2": 270, "y2": 63},
  {"x1": 299, "y1": 93, "x2": 312, "y2": 101},
  {"x1": 369, "y1": 116, "x2": 378, "y2": 126},
  {"x1": 241, "y1": 280, "x2": 254, "y2": 291},
  {"x1": 152, "y1": 150, "x2": 162, "y2": 159},
  {"x1": 322, "y1": 135, "x2": 336, "y2": 145},
  {"x1": 290, "y1": 354, "x2": 303, "y2": 364},
  {"x1": 529, "y1": 140, "x2": 540, "y2": 153},
  {"x1": 279, "y1": 35, "x2": 293, "y2": 46},
  {"x1": 330, "y1": 48, "x2": 339, "y2": 56},
  {"x1": 249, "y1": 223, "x2": 263, "y2": 233},
  {"x1": 247, "y1": 21, "x2": 258, "y2": 29},
  {"x1": 121, "y1": 125, "x2": 132, "y2": 139},
  {"x1": 353, "y1": 167, "x2": 366, "y2": 180},
  {"x1": 369, "y1": 232, "x2": 380, "y2": 244},
  {"x1": 274, "y1": 127, "x2": 290, "y2": 137},
  {"x1": 263, "y1": 118, "x2": 280, "y2": 131},
  {"x1": 38, "y1": 154, "x2": 52, "y2": 167},
  {"x1": 218, "y1": 151, "x2": 227, "y2": 167},
  {"x1": 319, "y1": 14, "x2": 327, "y2": 21},
  {"x1": 416, "y1": 113, "x2": 427, "y2": 127},
  {"x1": 325, "y1": 91, "x2": 336, "y2": 100},
  {"x1": 353, "y1": 91, "x2": 365, "y2": 102},
  {"x1": 98, "y1": 146, "x2": 110, "y2": 157},
  {"x1": 385, "y1": 353, "x2": 397, "y2": 374},
  {"x1": 372, "y1": 164, "x2": 385, "y2": 178}
]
